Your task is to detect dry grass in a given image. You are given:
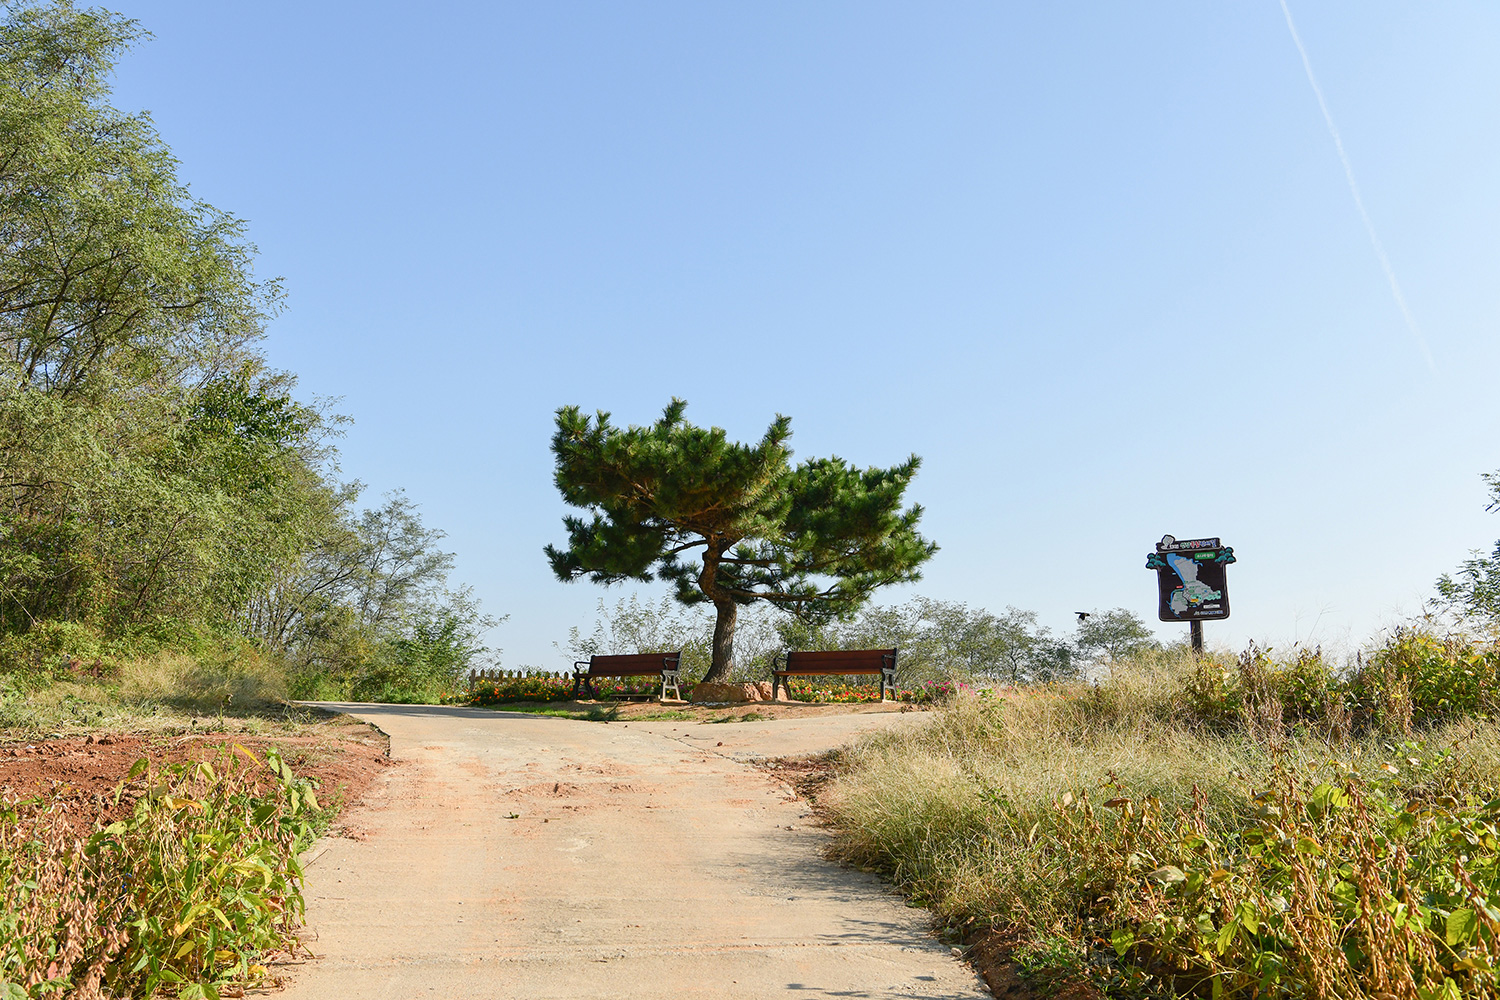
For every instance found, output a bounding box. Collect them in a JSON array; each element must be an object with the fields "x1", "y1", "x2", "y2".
[
  {"x1": 117, "y1": 650, "x2": 286, "y2": 713},
  {"x1": 826, "y1": 684, "x2": 1268, "y2": 930},
  {"x1": 0, "y1": 646, "x2": 311, "y2": 739},
  {"x1": 823, "y1": 650, "x2": 1500, "y2": 997}
]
